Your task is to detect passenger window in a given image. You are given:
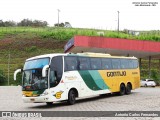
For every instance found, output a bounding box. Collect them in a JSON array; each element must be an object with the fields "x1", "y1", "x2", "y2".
[
  {"x1": 111, "y1": 59, "x2": 121, "y2": 69},
  {"x1": 128, "y1": 60, "x2": 134, "y2": 69},
  {"x1": 90, "y1": 58, "x2": 101, "y2": 70},
  {"x1": 133, "y1": 59, "x2": 138, "y2": 68},
  {"x1": 120, "y1": 59, "x2": 129, "y2": 69},
  {"x1": 101, "y1": 58, "x2": 112, "y2": 69},
  {"x1": 79, "y1": 57, "x2": 90, "y2": 70},
  {"x1": 64, "y1": 56, "x2": 78, "y2": 71}
]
